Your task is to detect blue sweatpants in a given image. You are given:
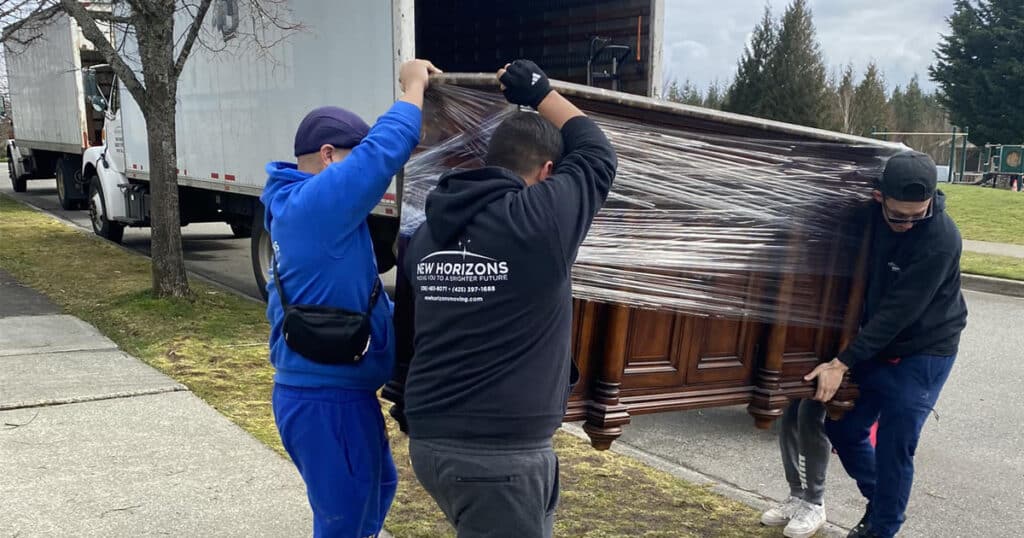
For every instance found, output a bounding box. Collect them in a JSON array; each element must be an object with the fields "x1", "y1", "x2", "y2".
[
  {"x1": 825, "y1": 354, "x2": 955, "y2": 538},
  {"x1": 272, "y1": 384, "x2": 398, "y2": 538}
]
